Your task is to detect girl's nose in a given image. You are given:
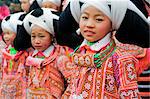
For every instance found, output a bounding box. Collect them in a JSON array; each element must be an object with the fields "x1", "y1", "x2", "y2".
[
  {"x1": 3, "y1": 34, "x2": 9, "y2": 40},
  {"x1": 34, "y1": 38, "x2": 41, "y2": 44},
  {"x1": 86, "y1": 19, "x2": 95, "y2": 28}
]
